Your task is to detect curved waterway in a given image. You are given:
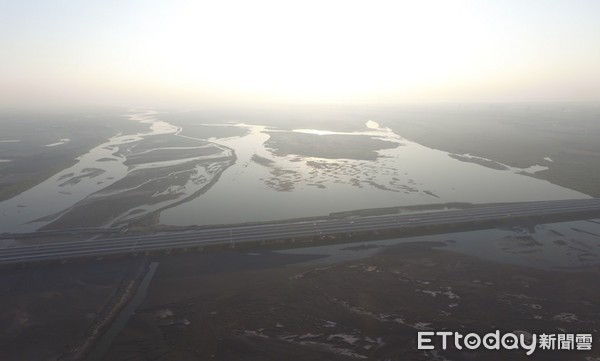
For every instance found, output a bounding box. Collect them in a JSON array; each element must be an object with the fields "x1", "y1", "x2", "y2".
[
  {"x1": 0, "y1": 110, "x2": 178, "y2": 233},
  {"x1": 159, "y1": 120, "x2": 589, "y2": 227},
  {"x1": 0, "y1": 113, "x2": 591, "y2": 233}
]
